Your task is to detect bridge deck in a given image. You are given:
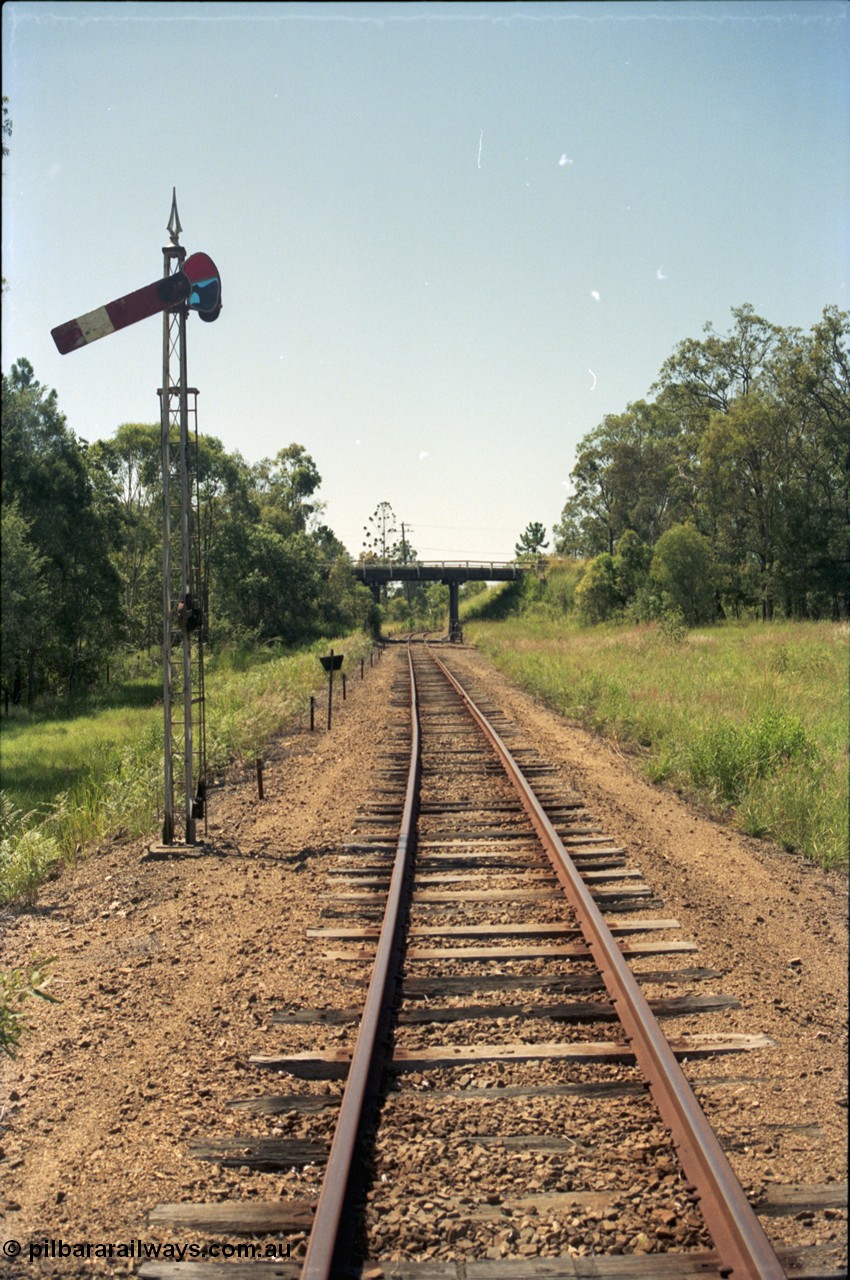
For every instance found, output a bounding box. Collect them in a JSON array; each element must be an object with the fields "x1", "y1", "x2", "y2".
[{"x1": 350, "y1": 561, "x2": 538, "y2": 584}]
